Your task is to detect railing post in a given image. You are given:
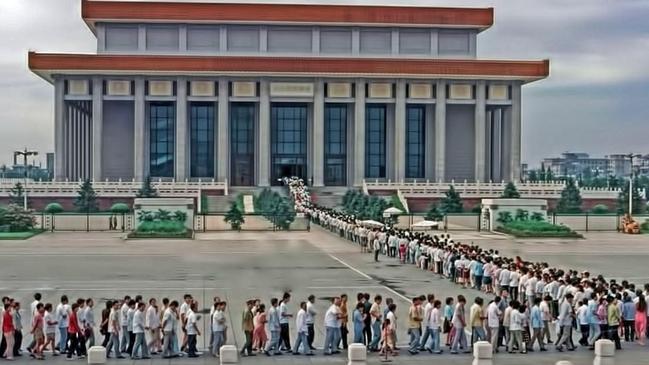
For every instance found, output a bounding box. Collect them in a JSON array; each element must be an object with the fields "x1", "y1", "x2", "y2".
[{"x1": 585, "y1": 212, "x2": 589, "y2": 232}]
